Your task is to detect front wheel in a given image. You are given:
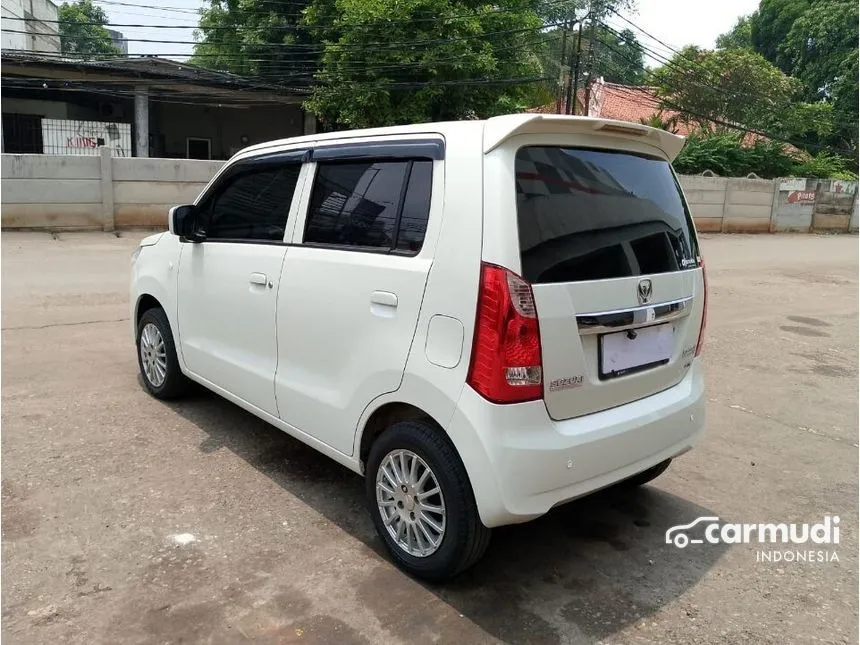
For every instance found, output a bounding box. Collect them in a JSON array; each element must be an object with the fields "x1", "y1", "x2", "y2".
[
  {"x1": 366, "y1": 421, "x2": 490, "y2": 581},
  {"x1": 136, "y1": 307, "x2": 189, "y2": 399}
]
